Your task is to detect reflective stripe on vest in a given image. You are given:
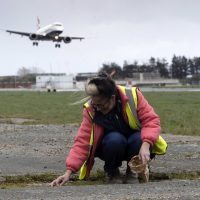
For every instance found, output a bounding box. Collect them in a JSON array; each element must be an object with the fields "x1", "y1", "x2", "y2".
[
  {"x1": 118, "y1": 85, "x2": 141, "y2": 130},
  {"x1": 79, "y1": 123, "x2": 94, "y2": 180}
]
